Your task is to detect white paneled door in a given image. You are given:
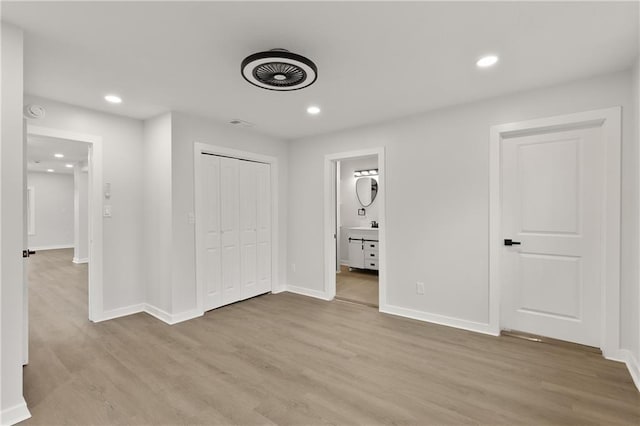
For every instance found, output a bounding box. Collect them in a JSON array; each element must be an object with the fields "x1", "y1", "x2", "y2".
[
  {"x1": 201, "y1": 154, "x2": 271, "y2": 312},
  {"x1": 501, "y1": 126, "x2": 602, "y2": 347},
  {"x1": 202, "y1": 154, "x2": 223, "y2": 310}
]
